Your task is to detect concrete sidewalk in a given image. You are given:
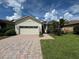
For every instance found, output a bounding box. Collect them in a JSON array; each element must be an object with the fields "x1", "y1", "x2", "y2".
[{"x1": 40, "y1": 34, "x2": 54, "y2": 40}]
